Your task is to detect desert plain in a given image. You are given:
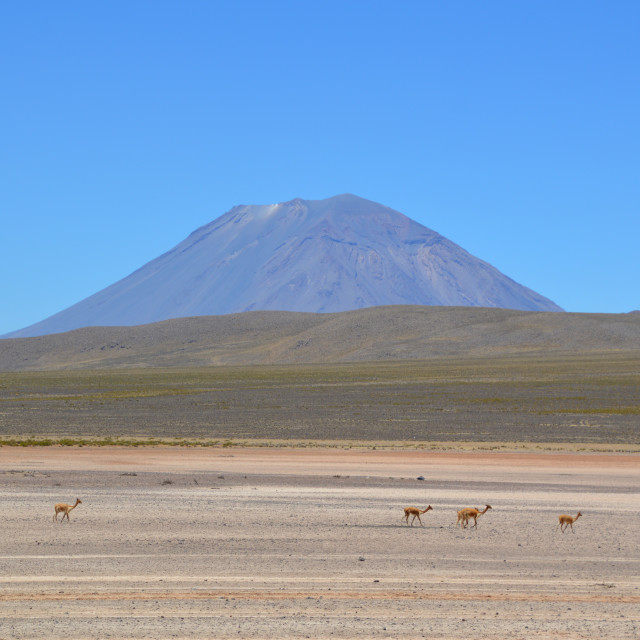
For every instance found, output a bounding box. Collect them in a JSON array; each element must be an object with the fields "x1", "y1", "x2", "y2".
[
  {"x1": 1, "y1": 345, "x2": 639, "y2": 639},
  {"x1": 0, "y1": 446, "x2": 639, "y2": 639}
]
